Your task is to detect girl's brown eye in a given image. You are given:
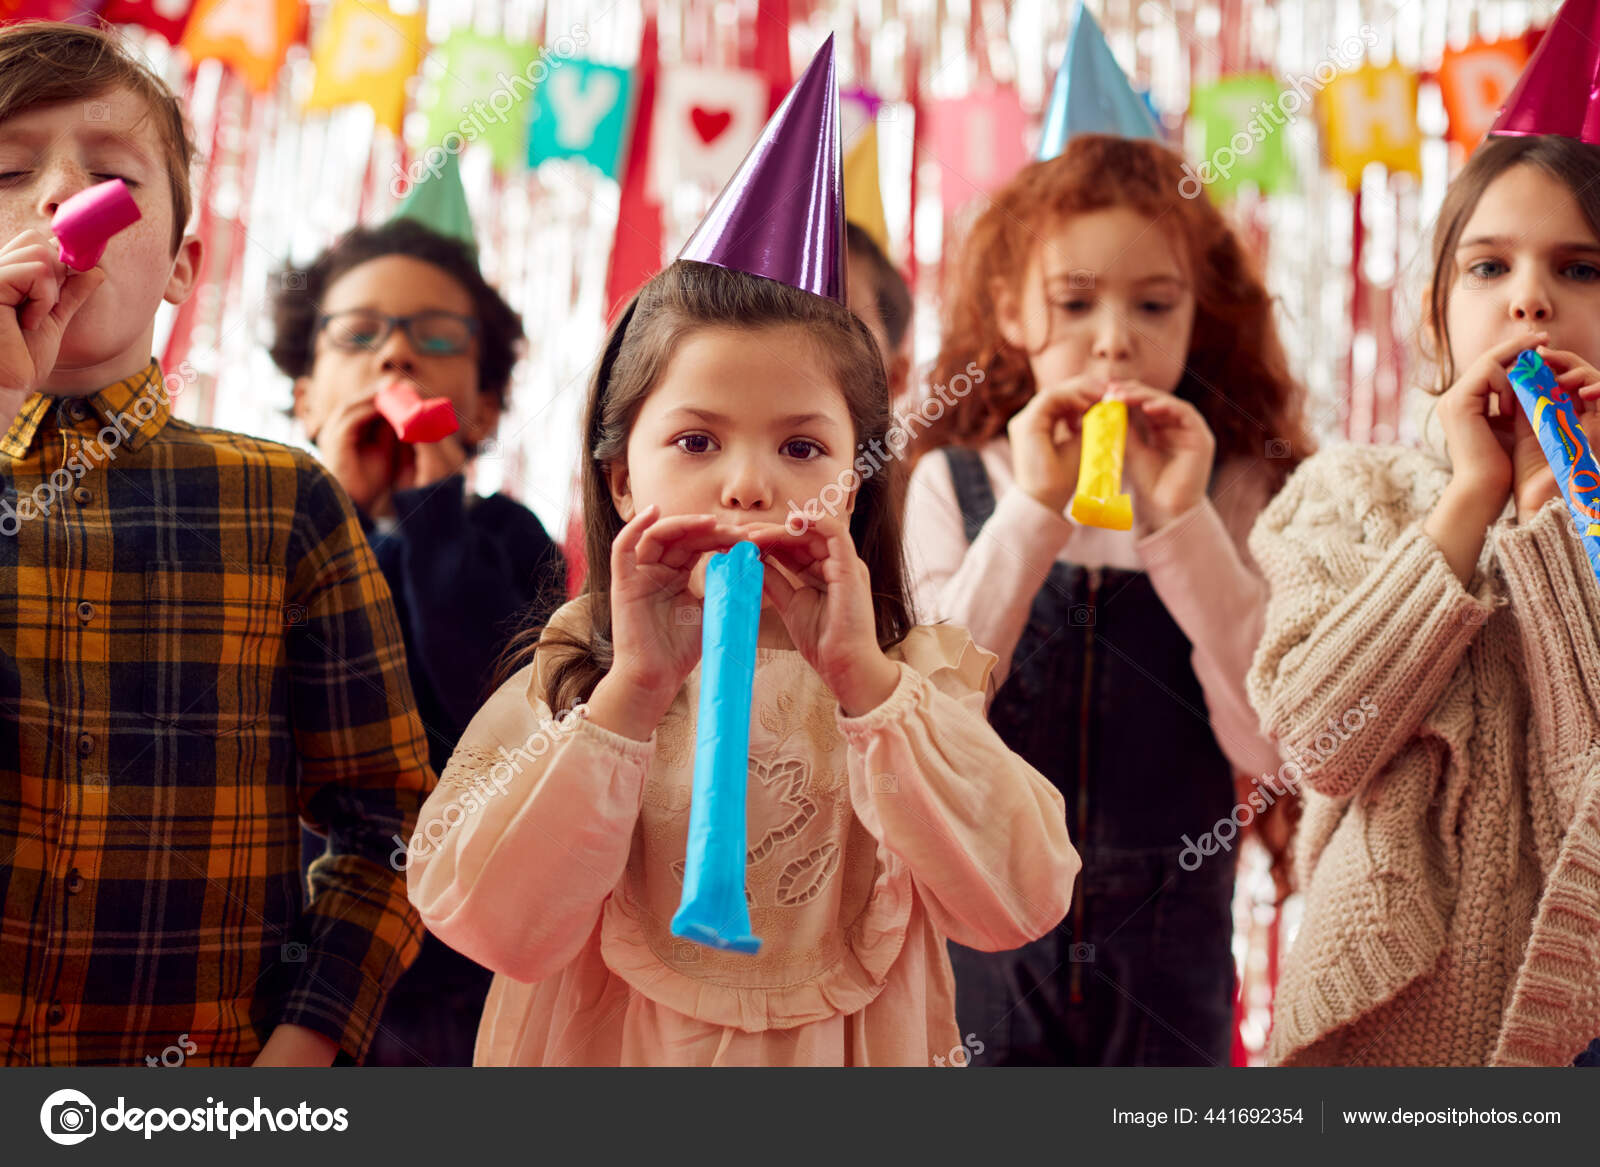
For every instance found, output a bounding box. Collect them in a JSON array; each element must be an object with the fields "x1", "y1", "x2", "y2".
[{"x1": 676, "y1": 434, "x2": 713, "y2": 454}]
